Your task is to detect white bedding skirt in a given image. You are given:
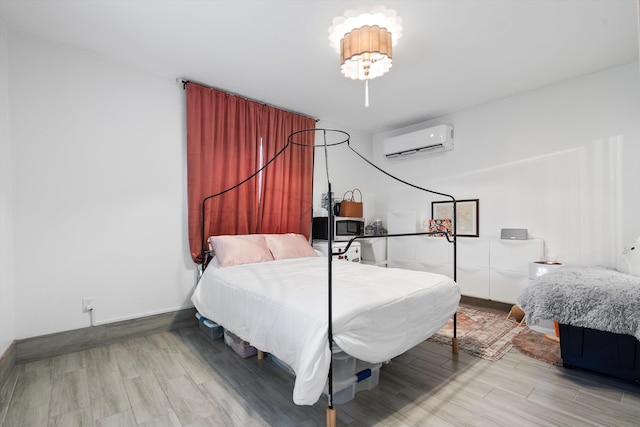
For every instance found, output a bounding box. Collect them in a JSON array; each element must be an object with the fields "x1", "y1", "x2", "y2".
[{"x1": 191, "y1": 256, "x2": 460, "y2": 405}]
